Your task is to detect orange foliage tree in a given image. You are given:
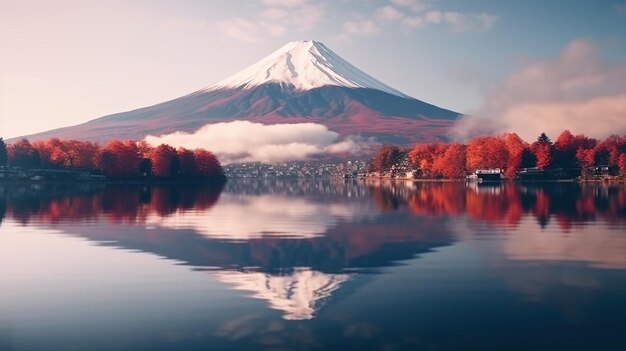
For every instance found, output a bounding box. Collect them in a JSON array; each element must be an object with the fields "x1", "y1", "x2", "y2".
[
  {"x1": 177, "y1": 148, "x2": 199, "y2": 177},
  {"x1": 5, "y1": 137, "x2": 224, "y2": 180},
  {"x1": 619, "y1": 153, "x2": 626, "y2": 176},
  {"x1": 369, "y1": 145, "x2": 404, "y2": 173},
  {"x1": 98, "y1": 140, "x2": 142, "y2": 177},
  {"x1": 431, "y1": 144, "x2": 467, "y2": 178},
  {"x1": 555, "y1": 130, "x2": 597, "y2": 168},
  {"x1": 466, "y1": 136, "x2": 509, "y2": 172},
  {"x1": 380, "y1": 130, "x2": 624, "y2": 179},
  {"x1": 502, "y1": 133, "x2": 531, "y2": 177},
  {"x1": 32, "y1": 138, "x2": 100, "y2": 169},
  {"x1": 150, "y1": 144, "x2": 179, "y2": 178},
  {"x1": 194, "y1": 149, "x2": 223, "y2": 178},
  {"x1": 408, "y1": 143, "x2": 445, "y2": 177},
  {"x1": 531, "y1": 133, "x2": 553, "y2": 169}
]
